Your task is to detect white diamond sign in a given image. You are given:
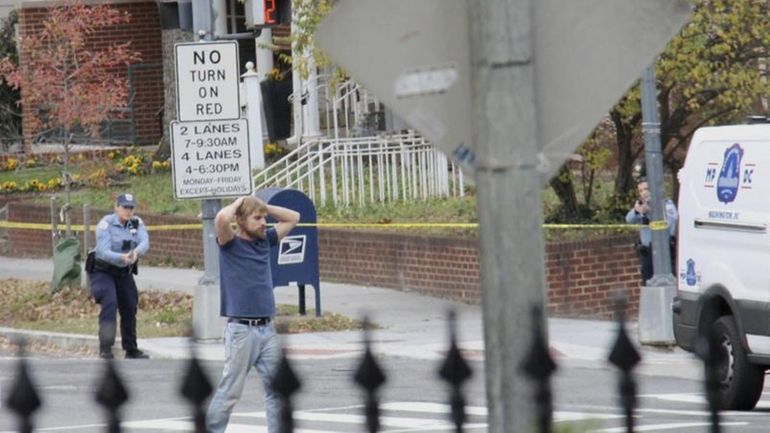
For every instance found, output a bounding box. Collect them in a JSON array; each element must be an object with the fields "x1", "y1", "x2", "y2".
[{"x1": 315, "y1": 0, "x2": 691, "y2": 181}]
